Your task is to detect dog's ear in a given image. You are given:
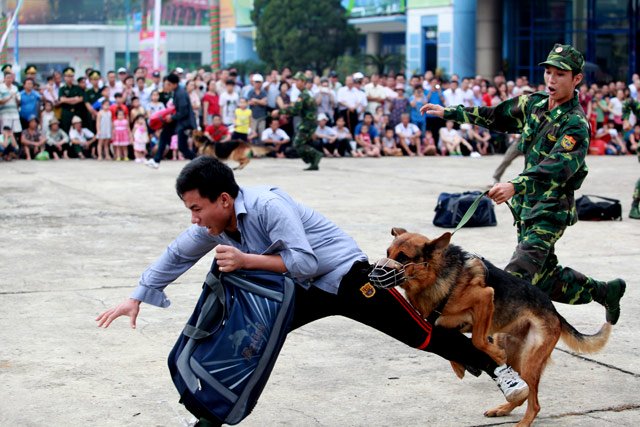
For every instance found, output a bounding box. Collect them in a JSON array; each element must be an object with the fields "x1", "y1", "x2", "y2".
[
  {"x1": 391, "y1": 227, "x2": 407, "y2": 237},
  {"x1": 433, "y1": 232, "x2": 452, "y2": 250}
]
